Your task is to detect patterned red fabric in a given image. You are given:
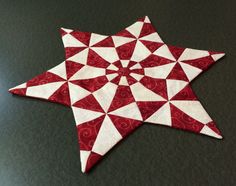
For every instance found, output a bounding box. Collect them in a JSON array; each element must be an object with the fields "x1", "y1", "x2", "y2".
[{"x1": 9, "y1": 16, "x2": 225, "y2": 173}]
